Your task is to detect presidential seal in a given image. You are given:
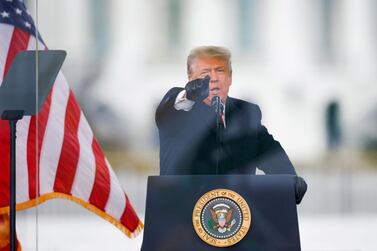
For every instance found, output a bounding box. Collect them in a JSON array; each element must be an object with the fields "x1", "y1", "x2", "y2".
[{"x1": 192, "y1": 189, "x2": 251, "y2": 247}]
